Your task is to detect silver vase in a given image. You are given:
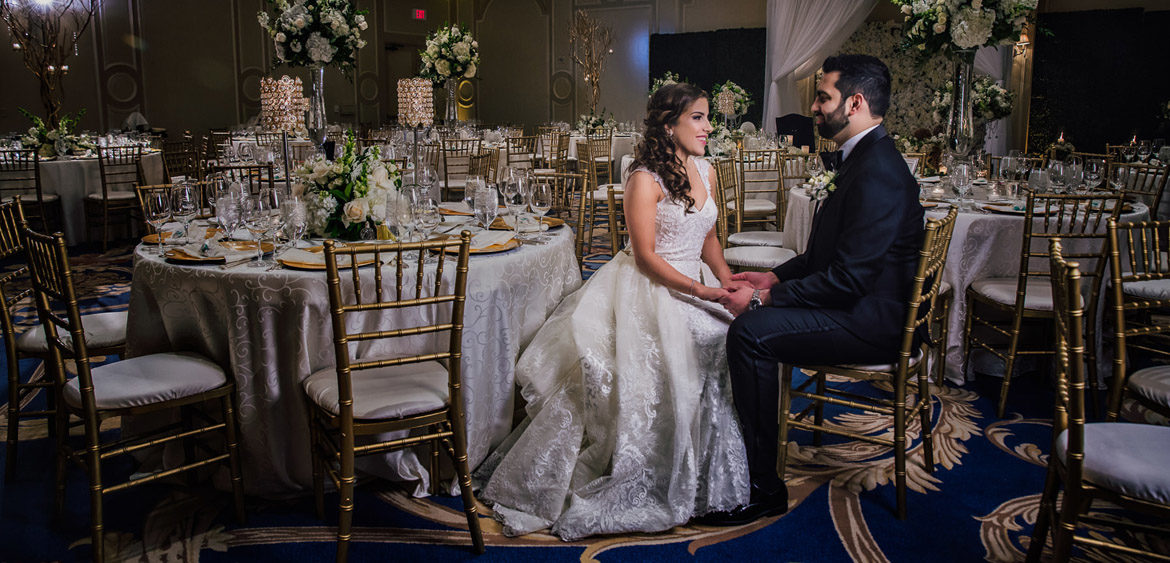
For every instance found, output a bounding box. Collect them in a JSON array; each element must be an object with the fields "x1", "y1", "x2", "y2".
[
  {"x1": 945, "y1": 49, "x2": 977, "y2": 158},
  {"x1": 306, "y1": 66, "x2": 327, "y2": 147},
  {"x1": 445, "y1": 77, "x2": 459, "y2": 124}
]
